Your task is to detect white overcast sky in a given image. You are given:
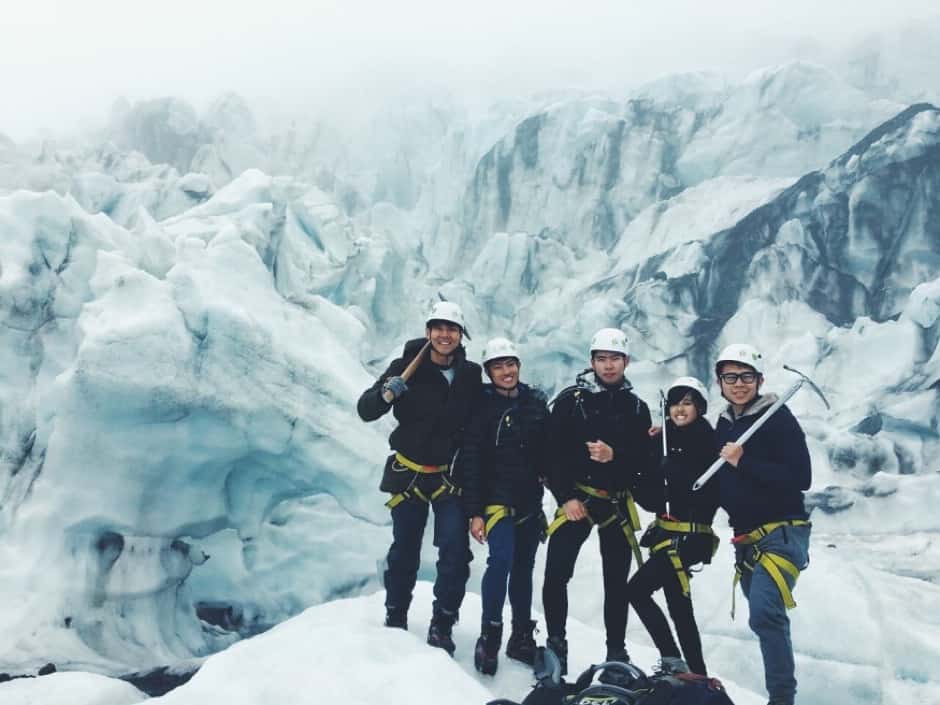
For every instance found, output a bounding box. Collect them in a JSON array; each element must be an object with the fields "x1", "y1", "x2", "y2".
[{"x1": 2, "y1": 0, "x2": 938, "y2": 140}]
